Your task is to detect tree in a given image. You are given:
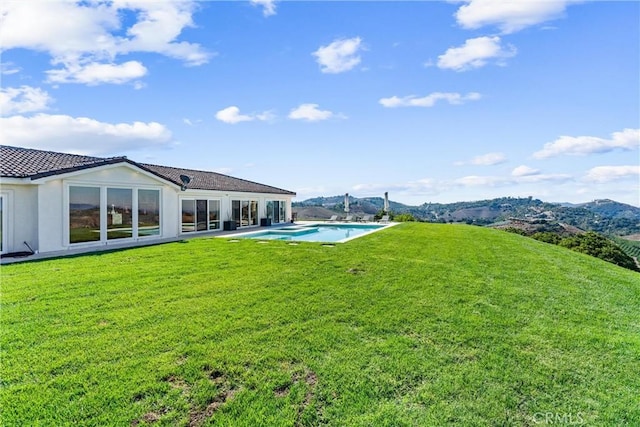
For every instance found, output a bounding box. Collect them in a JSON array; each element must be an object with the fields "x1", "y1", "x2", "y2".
[{"x1": 559, "y1": 232, "x2": 639, "y2": 272}]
